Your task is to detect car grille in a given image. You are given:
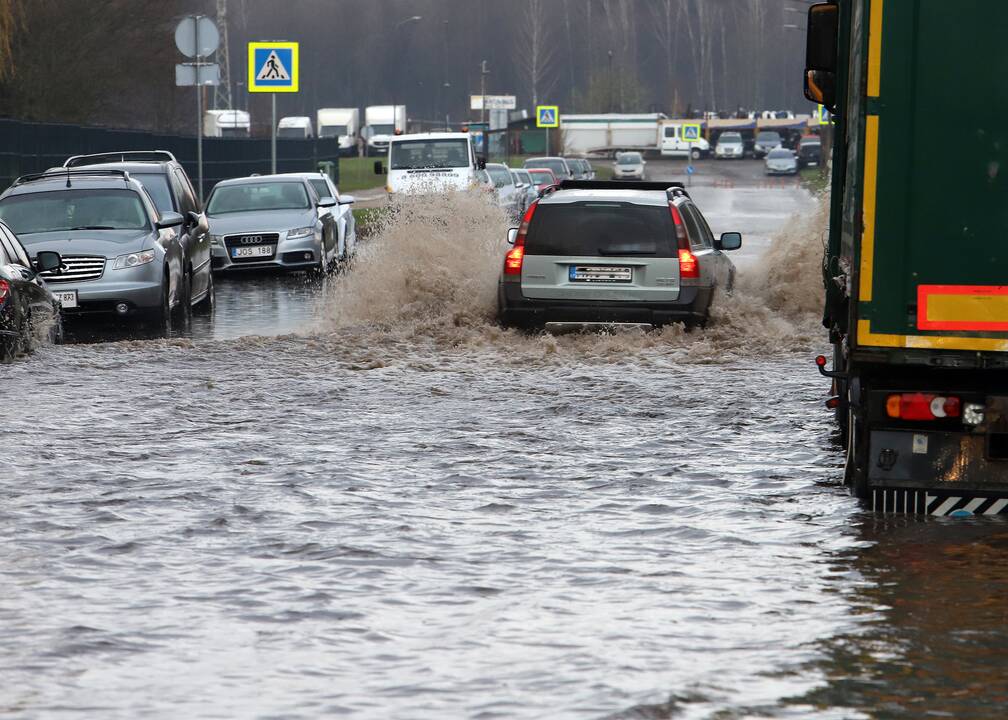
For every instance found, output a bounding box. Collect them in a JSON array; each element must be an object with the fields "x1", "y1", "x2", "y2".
[
  {"x1": 223, "y1": 233, "x2": 280, "y2": 249},
  {"x1": 224, "y1": 232, "x2": 280, "y2": 263},
  {"x1": 41, "y1": 256, "x2": 105, "y2": 283}
]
